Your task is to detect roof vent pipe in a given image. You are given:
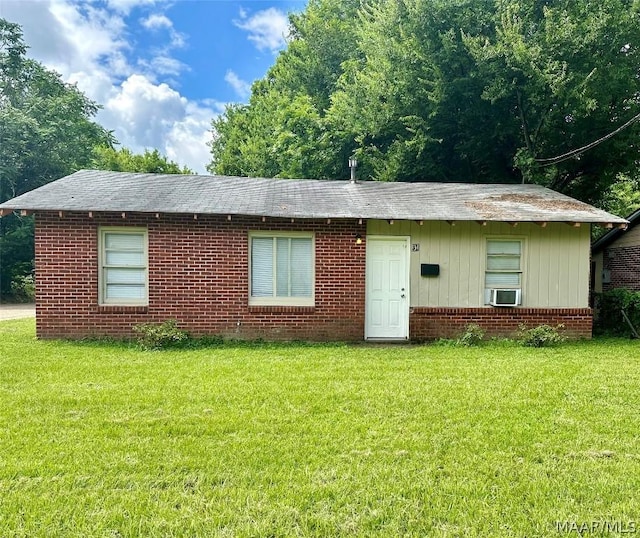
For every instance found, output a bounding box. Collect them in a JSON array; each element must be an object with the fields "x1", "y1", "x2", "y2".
[{"x1": 349, "y1": 156, "x2": 358, "y2": 184}]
